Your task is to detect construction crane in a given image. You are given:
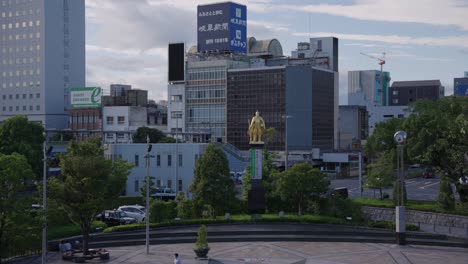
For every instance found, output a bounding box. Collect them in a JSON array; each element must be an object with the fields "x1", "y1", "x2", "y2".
[{"x1": 360, "y1": 52, "x2": 387, "y2": 104}]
